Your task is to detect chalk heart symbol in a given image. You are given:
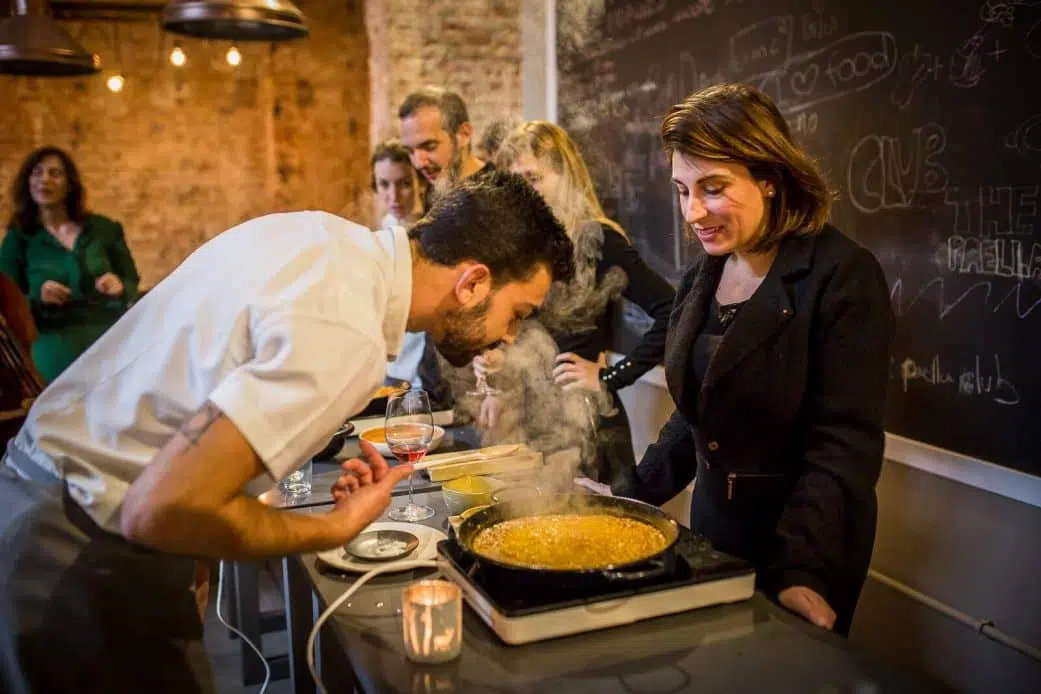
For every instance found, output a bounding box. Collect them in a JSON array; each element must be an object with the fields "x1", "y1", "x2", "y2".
[{"x1": 790, "y1": 64, "x2": 819, "y2": 96}]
